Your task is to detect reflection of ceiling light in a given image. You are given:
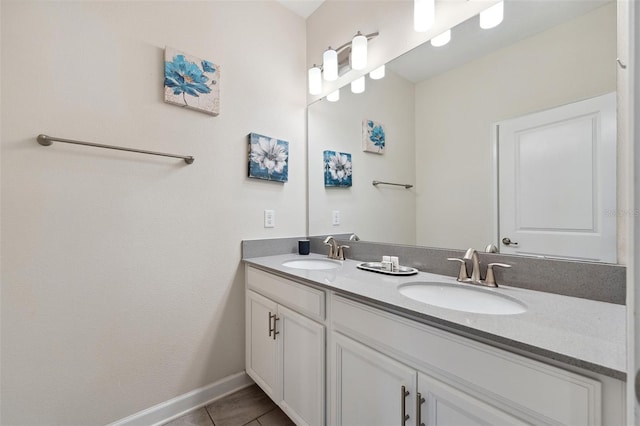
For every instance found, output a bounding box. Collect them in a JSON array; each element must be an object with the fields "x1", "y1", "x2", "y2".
[
  {"x1": 327, "y1": 89, "x2": 340, "y2": 102},
  {"x1": 323, "y1": 47, "x2": 338, "y2": 81},
  {"x1": 414, "y1": 0, "x2": 435, "y2": 32},
  {"x1": 430, "y1": 29, "x2": 451, "y2": 47},
  {"x1": 351, "y1": 76, "x2": 365, "y2": 94},
  {"x1": 369, "y1": 65, "x2": 386, "y2": 80},
  {"x1": 480, "y1": 1, "x2": 504, "y2": 29},
  {"x1": 308, "y1": 65, "x2": 322, "y2": 95},
  {"x1": 351, "y1": 32, "x2": 368, "y2": 70}
]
